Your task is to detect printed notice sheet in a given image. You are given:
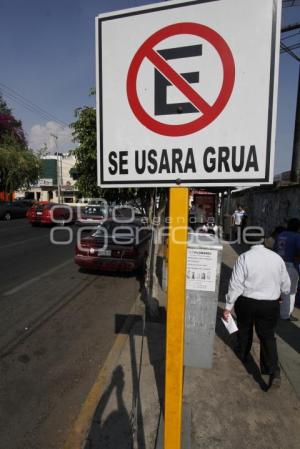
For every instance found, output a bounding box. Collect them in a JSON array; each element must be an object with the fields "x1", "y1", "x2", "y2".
[
  {"x1": 186, "y1": 248, "x2": 218, "y2": 292},
  {"x1": 221, "y1": 315, "x2": 238, "y2": 334}
]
